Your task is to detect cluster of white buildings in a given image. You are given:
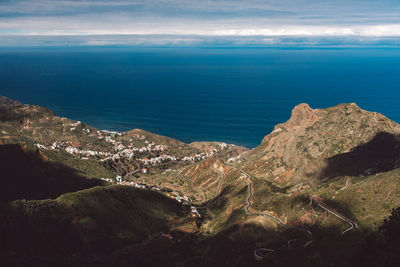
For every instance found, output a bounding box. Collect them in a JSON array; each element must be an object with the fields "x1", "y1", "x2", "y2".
[
  {"x1": 116, "y1": 178, "x2": 155, "y2": 190},
  {"x1": 36, "y1": 140, "x2": 108, "y2": 158},
  {"x1": 181, "y1": 148, "x2": 219, "y2": 162},
  {"x1": 34, "y1": 123, "x2": 232, "y2": 174},
  {"x1": 35, "y1": 138, "x2": 230, "y2": 167},
  {"x1": 65, "y1": 146, "x2": 113, "y2": 157},
  {"x1": 34, "y1": 129, "x2": 169, "y2": 162},
  {"x1": 218, "y1": 143, "x2": 228, "y2": 149},
  {"x1": 69, "y1": 121, "x2": 81, "y2": 131},
  {"x1": 35, "y1": 139, "x2": 170, "y2": 163},
  {"x1": 141, "y1": 154, "x2": 178, "y2": 166},
  {"x1": 139, "y1": 146, "x2": 227, "y2": 167},
  {"x1": 100, "y1": 142, "x2": 168, "y2": 161},
  {"x1": 227, "y1": 154, "x2": 243, "y2": 163},
  {"x1": 95, "y1": 131, "x2": 169, "y2": 160},
  {"x1": 35, "y1": 143, "x2": 46, "y2": 149}
]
